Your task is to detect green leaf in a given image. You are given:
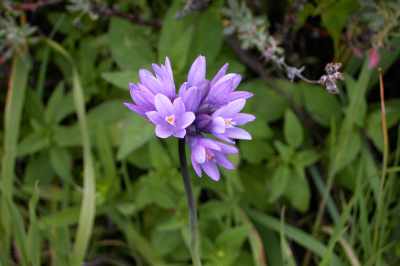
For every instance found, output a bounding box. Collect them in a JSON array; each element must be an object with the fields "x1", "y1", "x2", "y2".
[
  {"x1": 149, "y1": 140, "x2": 172, "y2": 170},
  {"x1": 244, "y1": 119, "x2": 273, "y2": 139},
  {"x1": 284, "y1": 170, "x2": 310, "y2": 212},
  {"x1": 268, "y1": 165, "x2": 291, "y2": 203},
  {"x1": 18, "y1": 132, "x2": 50, "y2": 157},
  {"x1": 240, "y1": 140, "x2": 274, "y2": 164},
  {"x1": 24, "y1": 153, "x2": 55, "y2": 185},
  {"x1": 294, "y1": 149, "x2": 320, "y2": 167},
  {"x1": 284, "y1": 110, "x2": 303, "y2": 148},
  {"x1": 274, "y1": 141, "x2": 293, "y2": 163},
  {"x1": 301, "y1": 83, "x2": 342, "y2": 127},
  {"x1": 117, "y1": 116, "x2": 154, "y2": 160},
  {"x1": 158, "y1": 0, "x2": 195, "y2": 73},
  {"x1": 331, "y1": 127, "x2": 362, "y2": 176},
  {"x1": 101, "y1": 71, "x2": 137, "y2": 90},
  {"x1": 188, "y1": 6, "x2": 223, "y2": 63},
  {"x1": 247, "y1": 209, "x2": 345, "y2": 266},
  {"x1": 243, "y1": 80, "x2": 289, "y2": 122},
  {"x1": 27, "y1": 185, "x2": 41, "y2": 266},
  {"x1": 319, "y1": 0, "x2": 358, "y2": 53},
  {"x1": 108, "y1": 18, "x2": 155, "y2": 70},
  {"x1": 50, "y1": 147, "x2": 72, "y2": 180},
  {"x1": 216, "y1": 225, "x2": 249, "y2": 250},
  {"x1": 1, "y1": 54, "x2": 31, "y2": 260},
  {"x1": 366, "y1": 100, "x2": 400, "y2": 151}
]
